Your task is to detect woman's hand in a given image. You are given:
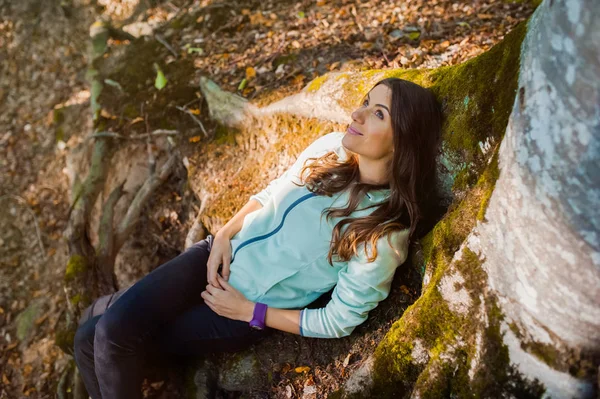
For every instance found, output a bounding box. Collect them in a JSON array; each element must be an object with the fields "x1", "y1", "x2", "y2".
[
  {"x1": 206, "y1": 232, "x2": 233, "y2": 288},
  {"x1": 201, "y1": 275, "x2": 255, "y2": 322}
]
